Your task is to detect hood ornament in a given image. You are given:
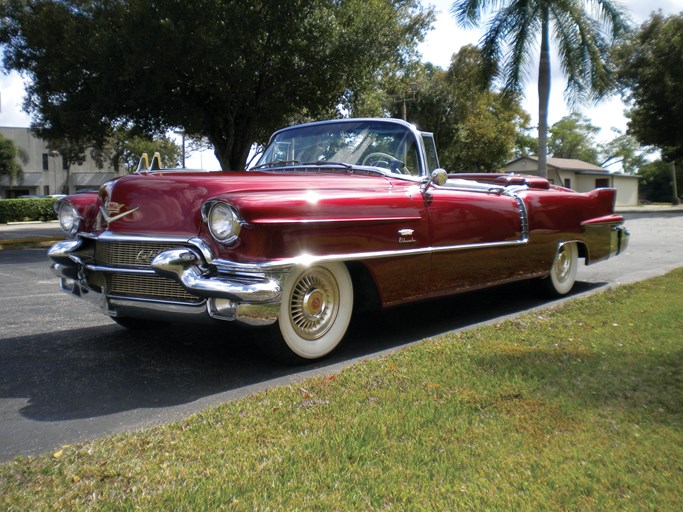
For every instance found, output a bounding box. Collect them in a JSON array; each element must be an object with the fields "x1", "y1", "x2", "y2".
[{"x1": 99, "y1": 201, "x2": 139, "y2": 226}]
